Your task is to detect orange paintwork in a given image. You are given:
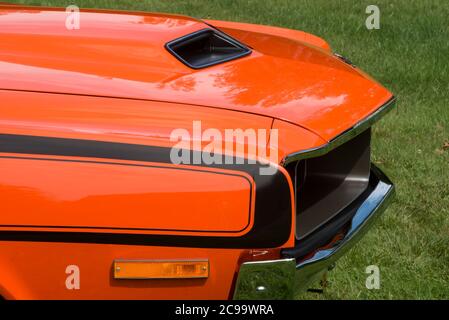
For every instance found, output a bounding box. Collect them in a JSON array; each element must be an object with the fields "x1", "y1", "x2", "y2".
[
  {"x1": 0, "y1": 89, "x2": 276, "y2": 159},
  {"x1": 271, "y1": 119, "x2": 327, "y2": 162},
  {"x1": 0, "y1": 155, "x2": 254, "y2": 236},
  {"x1": 204, "y1": 19, "x2": 332, "y2": 52},
  {"x1": 0, "y1": 243, "x2": 243, "y2": 299},
  {"x1": 0, "y1": 5, "x2": 393, "y2": 141},
  {"x1": 0, "y1": 4, "x2": 392, "y2": 299}
]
